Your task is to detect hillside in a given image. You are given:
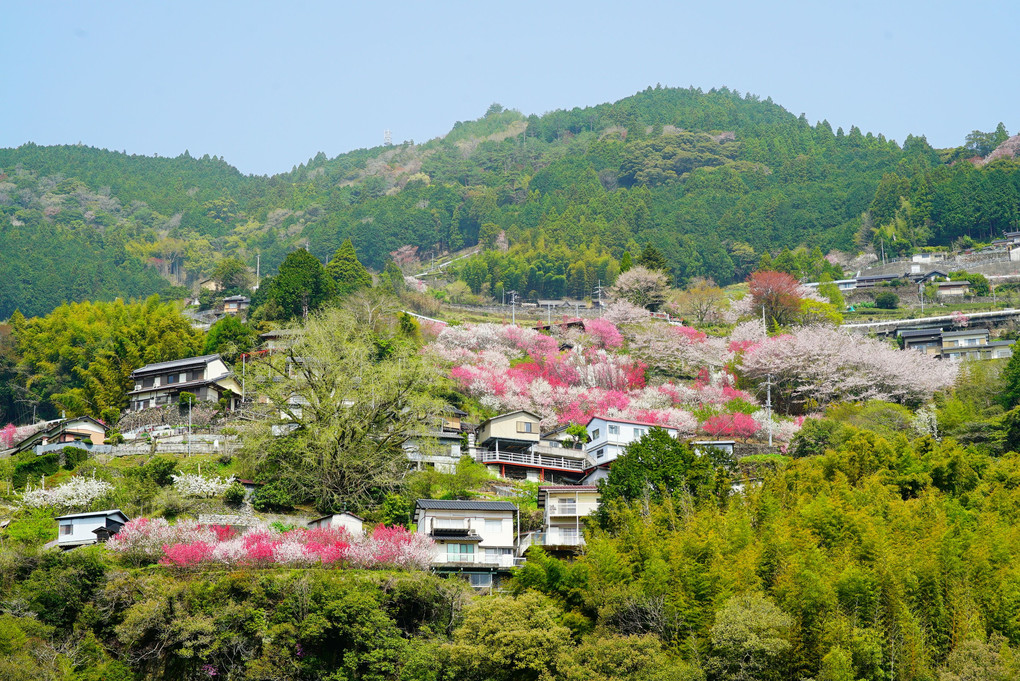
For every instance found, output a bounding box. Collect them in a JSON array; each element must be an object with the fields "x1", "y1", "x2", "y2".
[{"x1": 2, "y1": 87, "x2": 1018, "y2": 319}]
